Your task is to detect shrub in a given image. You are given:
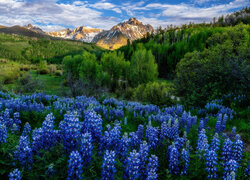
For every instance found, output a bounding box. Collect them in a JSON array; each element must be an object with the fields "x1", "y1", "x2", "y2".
[
  {"x1": 2, "y1": 71, "x2": 20, "y2": 84},
  {"x1": 38, "y1": 68, "x2": 49, "y2": 75},
  {"x1": 48, "y1": 65, "x2": 57, "y2": 74},
  {"x1": 20, "y1": 65, "x2": 30, "y2": 71},
  {"x1": 16, "y1": 73, "x2": 43, "y2": 93},
  {"x1": 175, "y1": 24, "x2": 250, "y2": 107},
  {"x1": 55, "y1": 70, "x2": 63, "y2": 76},
  {"x1": 133, "y1": 81, "x2": 176, "y2": 106}
]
